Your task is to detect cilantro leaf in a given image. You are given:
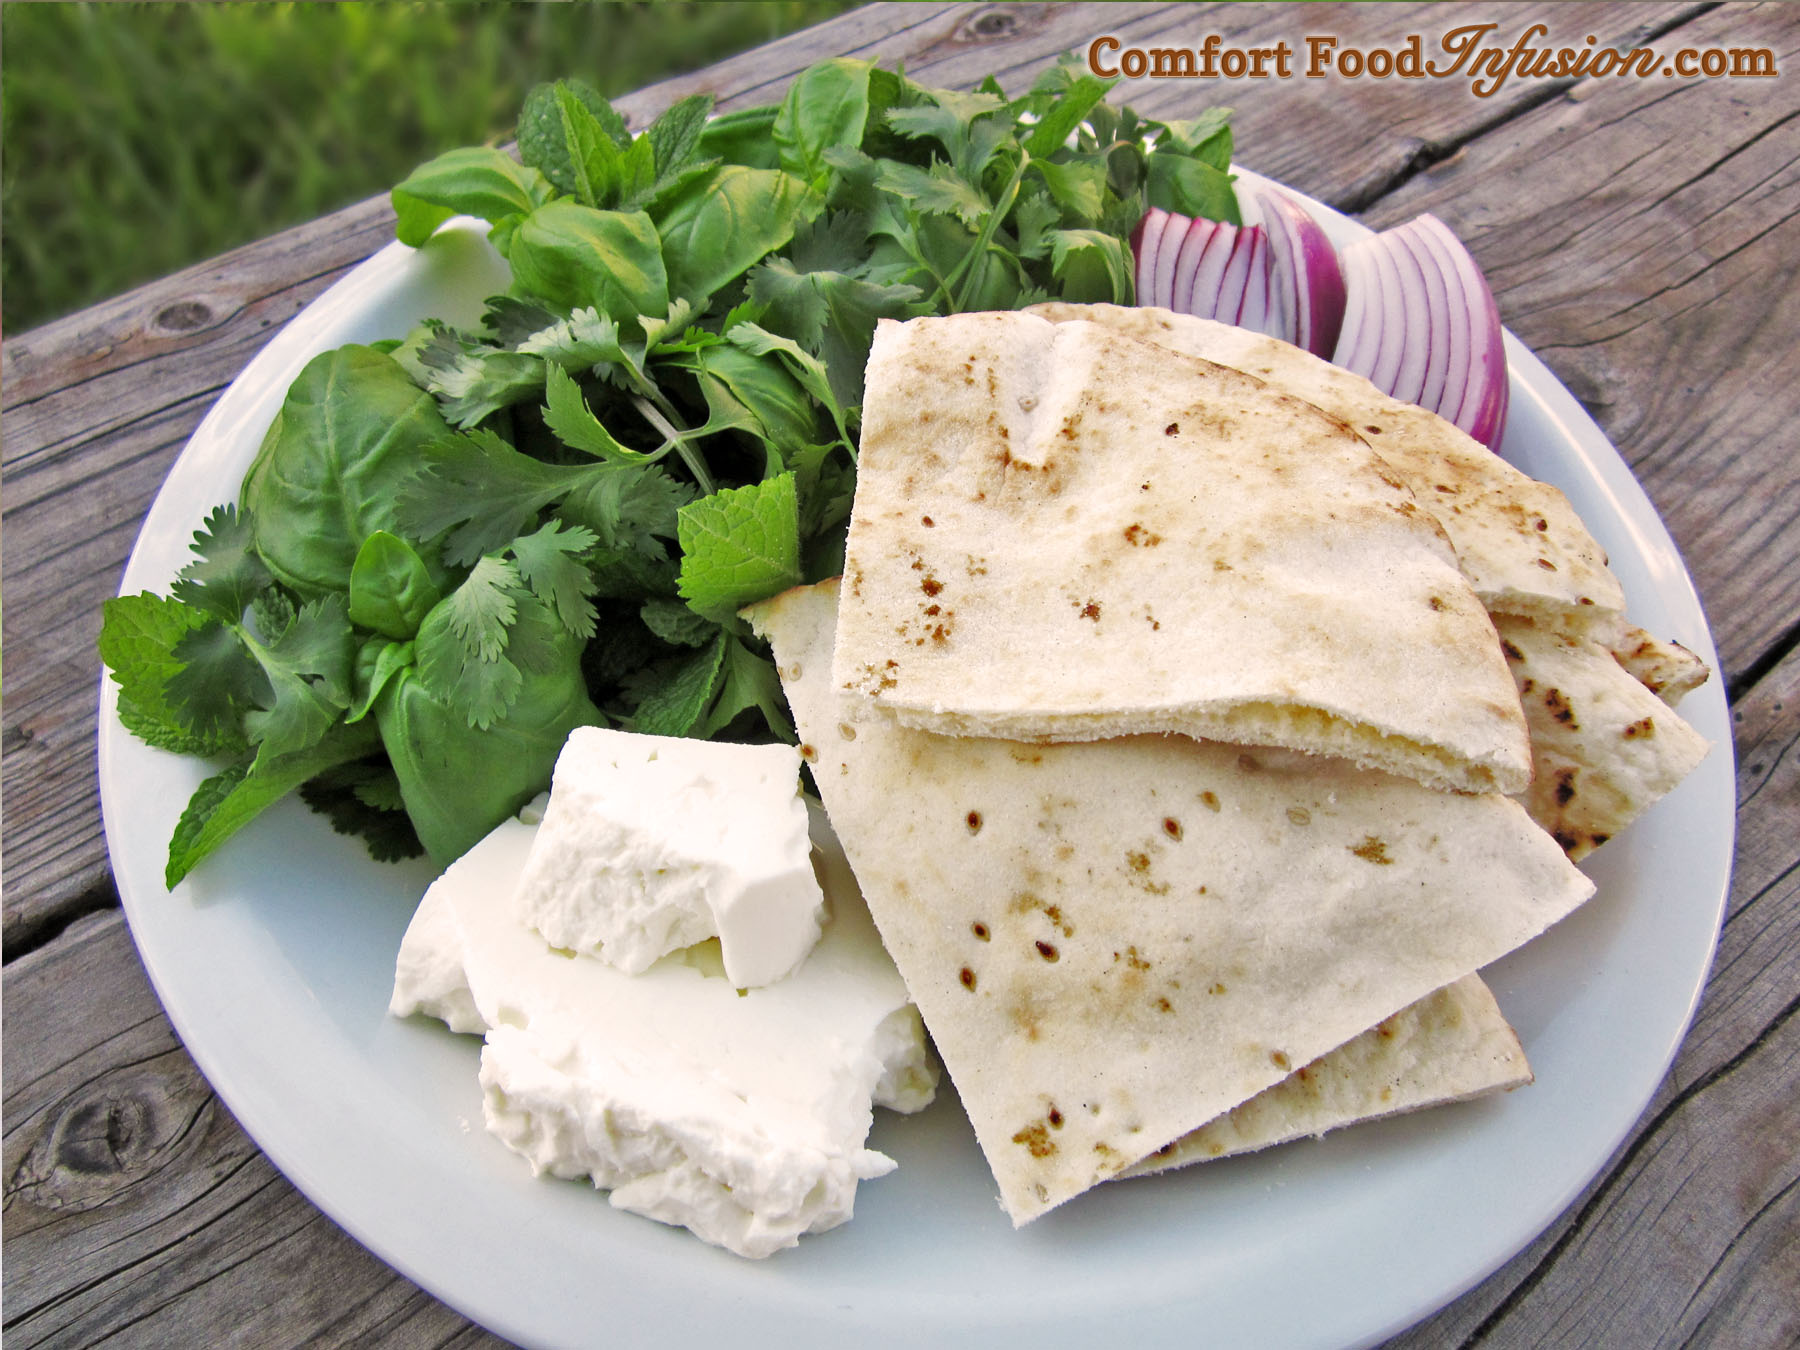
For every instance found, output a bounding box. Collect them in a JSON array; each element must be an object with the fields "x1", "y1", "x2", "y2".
[
  {"x1": 440, "y1": 556, "x2": 519, "y2": 663},
  {"x1": 510, "y1": 519, "x2": 600, "y2": 638},
  {"x1": 543, "y1": 364, "x2": 660, "y2": 462},
  {"x1": 240, "y1": 594, "x2": 356, "y2": 760},
  {"x1": 397, "y1": 429, "x2": 592, "y2": 566},
  {"x1": 297, "y1": 760, "x2": 424, "y2": 862},
  {"x1": 166, "y1": 621, "x2": 270, "y2": 745},
  {"x1": 171, "y1": 504, "x2": 270, "y2": 623},
  {"x1": 675, "y1": 473, "x2": 803, "y2": 620}
]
